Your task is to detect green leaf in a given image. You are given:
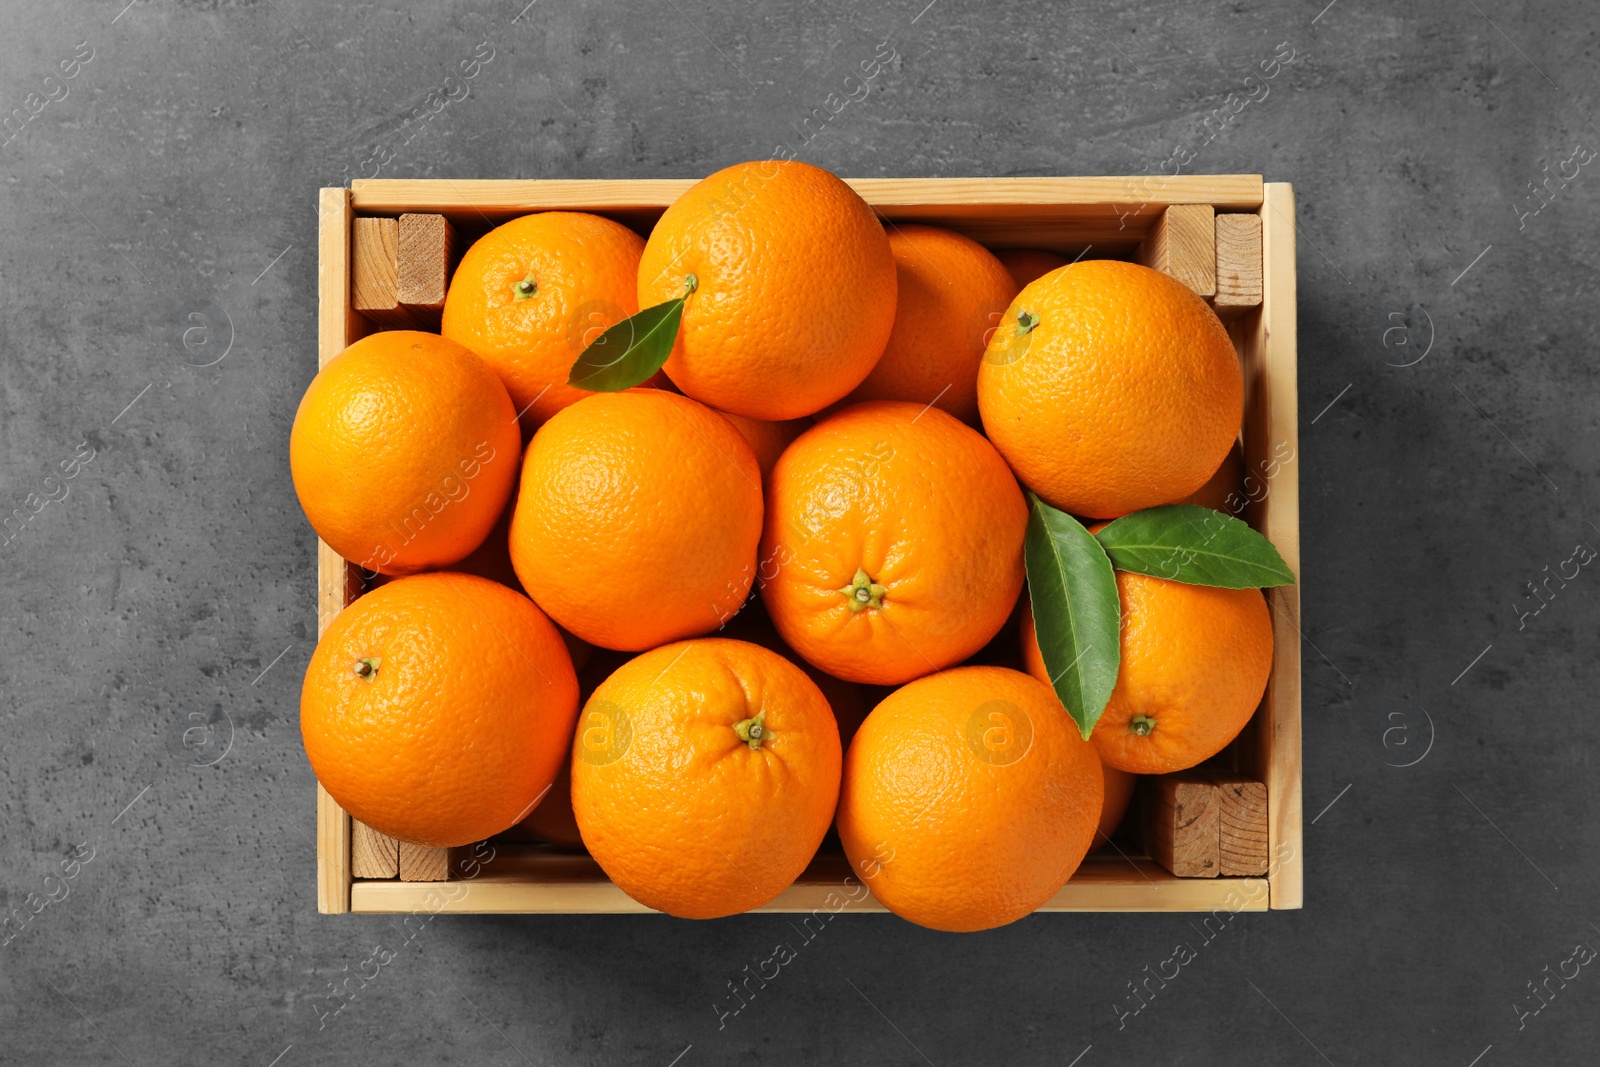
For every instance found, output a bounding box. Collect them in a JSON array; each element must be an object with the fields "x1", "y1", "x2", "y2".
[
  {"x1": 1094, "y1": 504, "x2": 1296, "y2": 589},
  {"x1": 1025, "y1": 496, "x2": 1123, "y2": 740},
  {"x1": 567, "y1": 296, "x2": 684, "y2": 392}
]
